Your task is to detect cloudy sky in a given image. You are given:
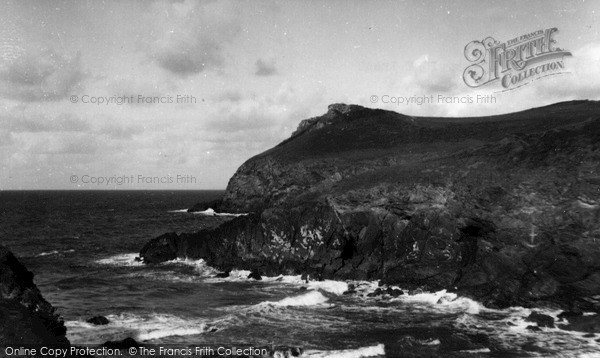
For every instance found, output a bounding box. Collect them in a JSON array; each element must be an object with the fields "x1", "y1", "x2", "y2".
[{"x1": 1, "y1": 0, "x2": 599, "y2": 190}]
